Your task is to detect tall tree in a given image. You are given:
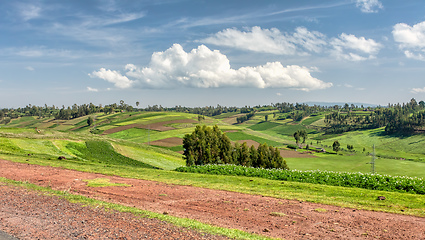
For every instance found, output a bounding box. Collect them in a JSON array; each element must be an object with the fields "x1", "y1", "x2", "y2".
[
  {"x1": 293, "y1": 131, "x2": 300, "y2": 145},
  {"x1": 87, "y1": 116, "x2": 94, "y2": 126},
  {"x1": 333, "y1": 141, "x2": 340, "y2": 152}
]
